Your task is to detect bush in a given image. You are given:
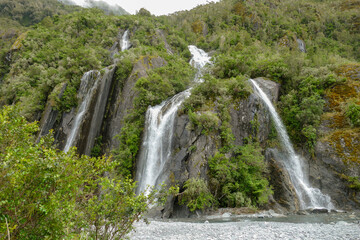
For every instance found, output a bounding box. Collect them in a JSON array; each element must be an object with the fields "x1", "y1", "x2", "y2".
[
  {"x1": 179, "y1": 178, "x2": 215, "y2": 212},
  {"x1": 208, "y1": 142, "x2": 272, "y2": 207},
  {"x1": 0, "y1": 106, "x2": 160, "y2": 239},
  {"x1": 345, "y1": 101, "x2": 360, "y2": 127}
]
